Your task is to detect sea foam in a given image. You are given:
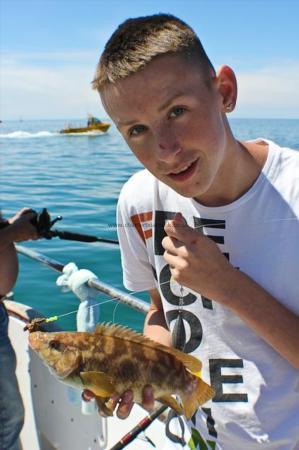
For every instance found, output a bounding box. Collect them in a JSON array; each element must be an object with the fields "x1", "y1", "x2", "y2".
[{"x1": 0, "y1": 130, "x2": 57, "y2": 138}]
